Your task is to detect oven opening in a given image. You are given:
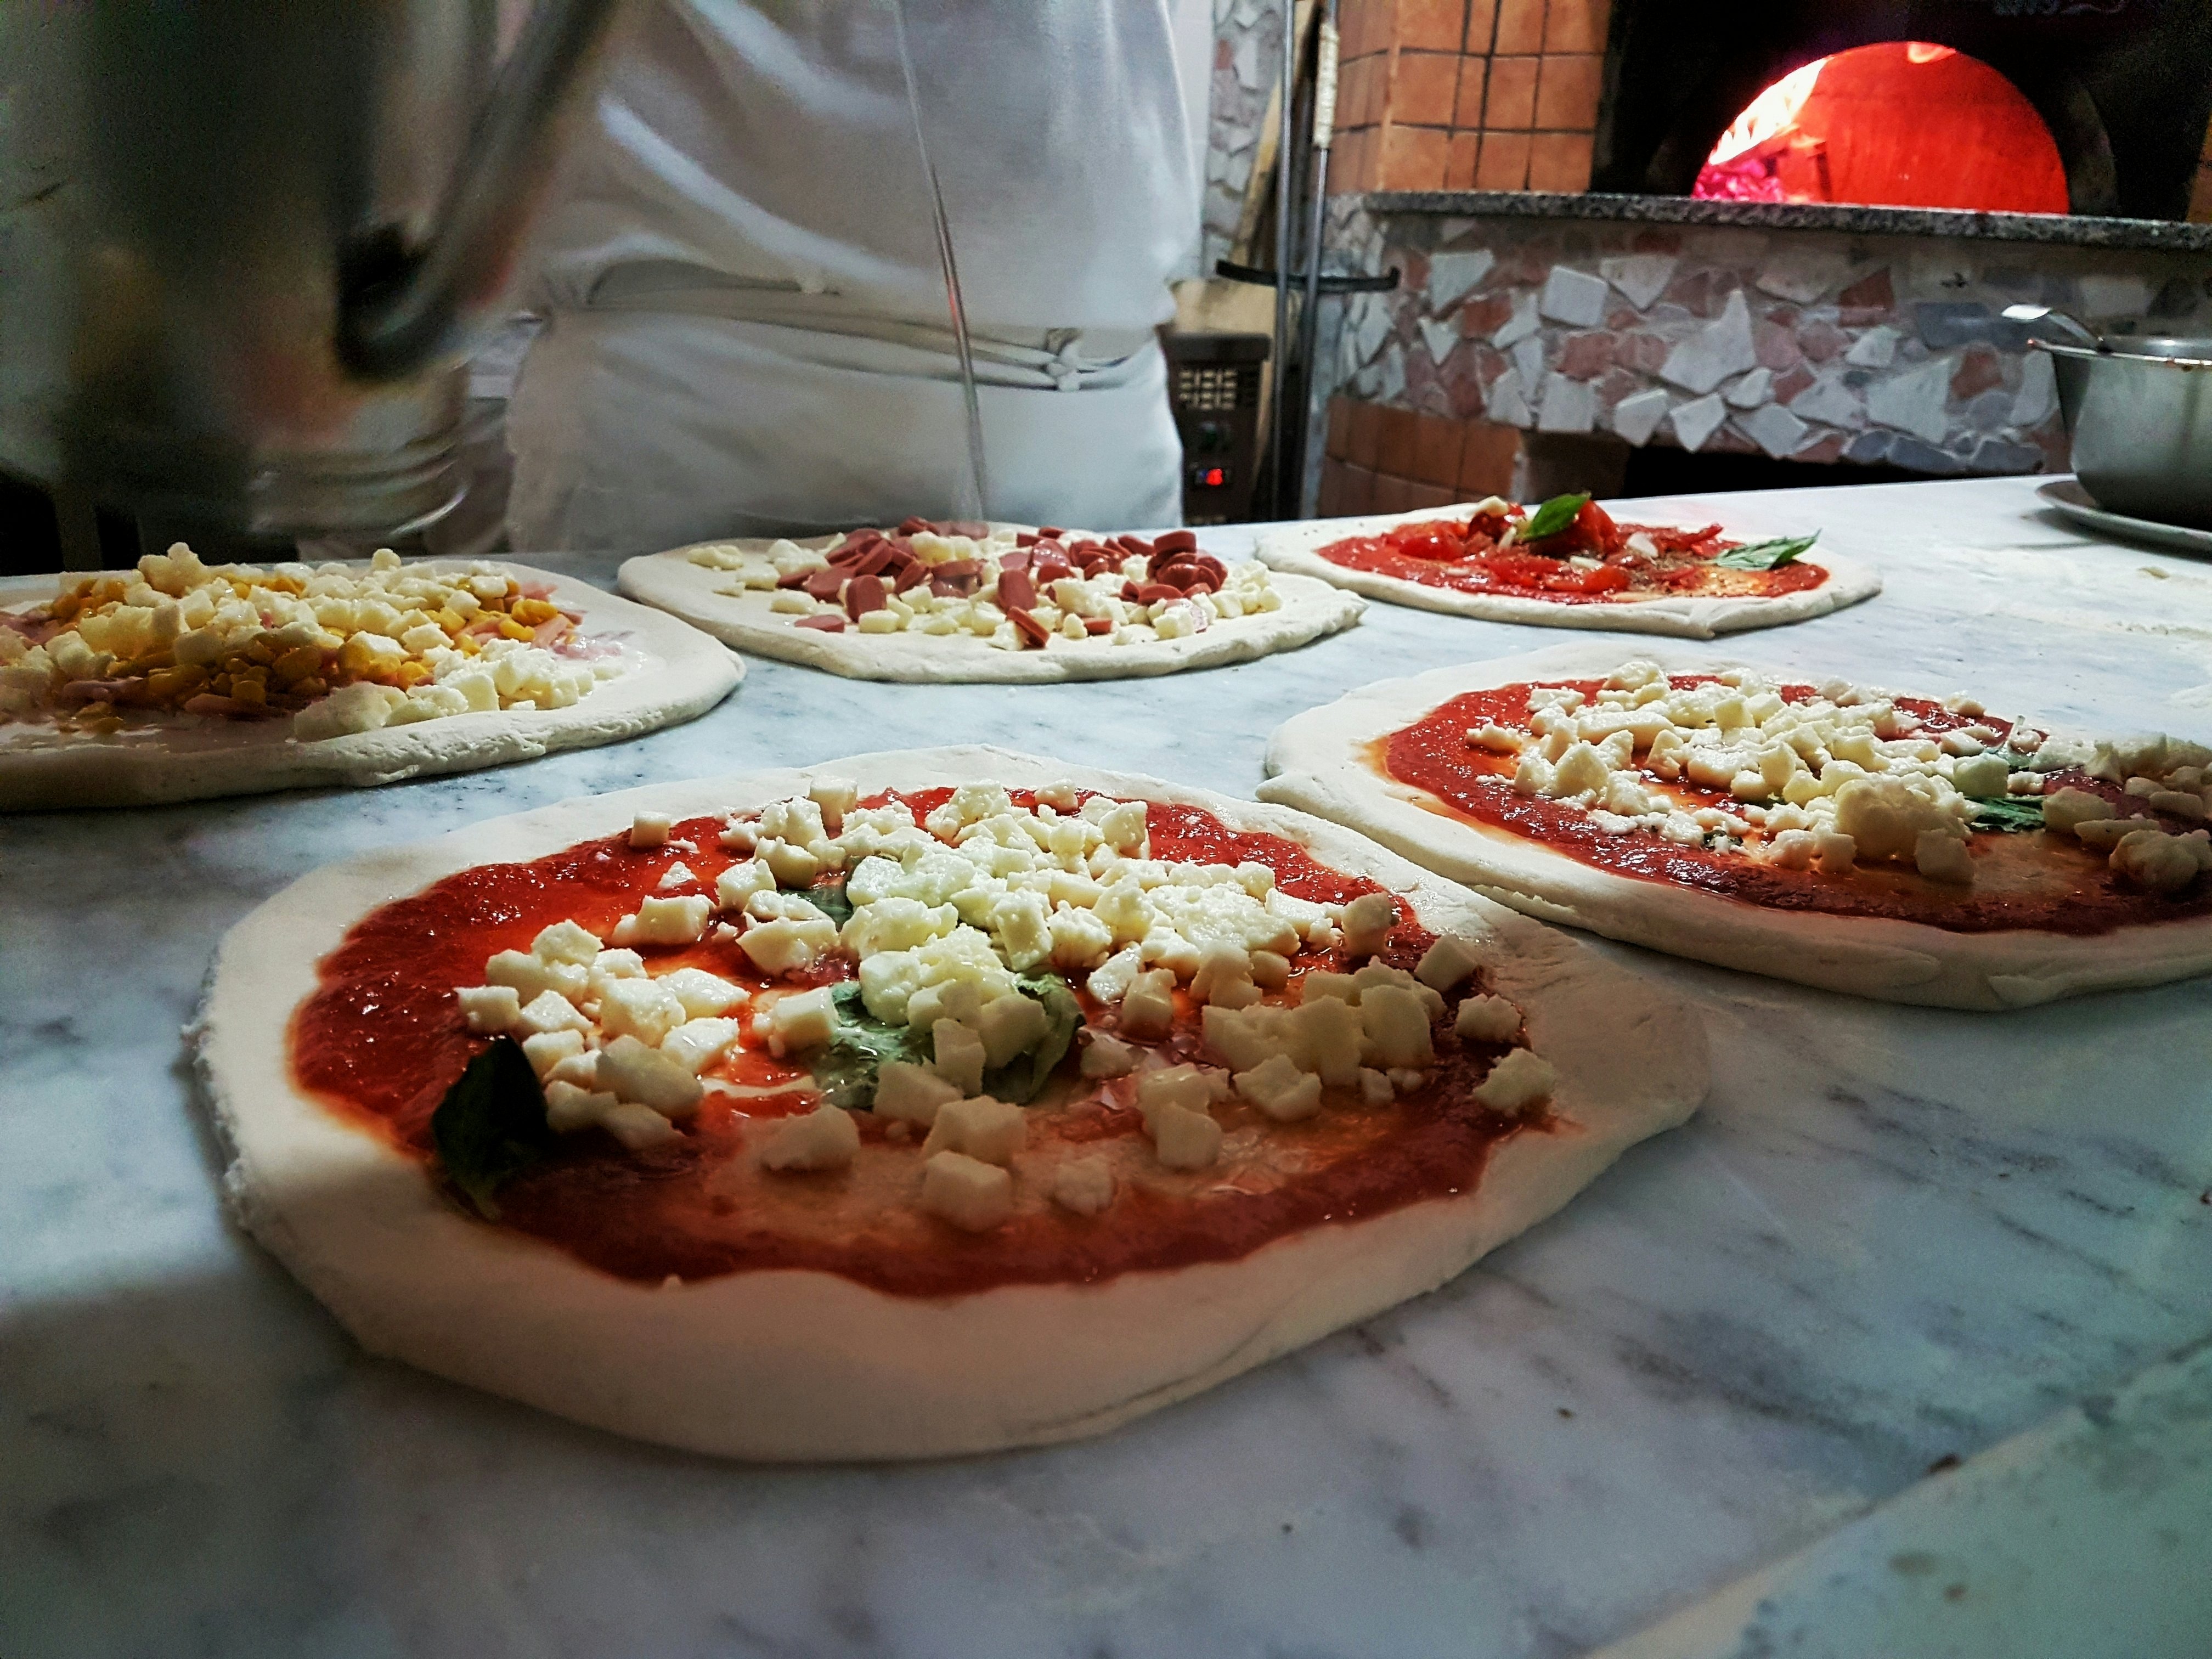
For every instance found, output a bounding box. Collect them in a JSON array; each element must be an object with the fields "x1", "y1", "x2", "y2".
[{"x1": 1691, "y1": 42, "x2": 2069, "y2": 215}]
